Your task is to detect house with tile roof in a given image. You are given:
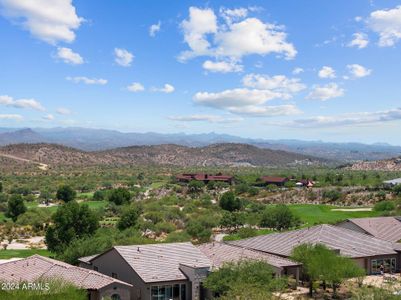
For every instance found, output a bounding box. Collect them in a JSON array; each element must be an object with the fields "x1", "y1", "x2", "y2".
[
  {"x1": 0, "y1": 255, "x2": 132, "y2": 300},
  {"x1": 336, "y1": 217, "x2": 401, "y2": 243},
  {"x1": 197, "y1": 242, "x2": 301, "y2": 281},
  {"x1": 79, "y1": 242, "x2": 211, "y2": 300},
  {"x1": 229, "y1": 224, "x2": 401, "y2": 275},
  {"x1": 175, "y1": 173, "x2": 233, "y2": 185},
  {"x1": 260, "y1": 176, "x2": 289, "y2": 186}
]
